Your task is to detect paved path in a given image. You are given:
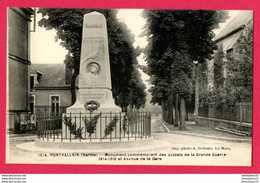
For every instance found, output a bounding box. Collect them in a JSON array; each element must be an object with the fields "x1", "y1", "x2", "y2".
[{"x1": 151, "y1": 117, "x2": 167, "y2": 133}]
